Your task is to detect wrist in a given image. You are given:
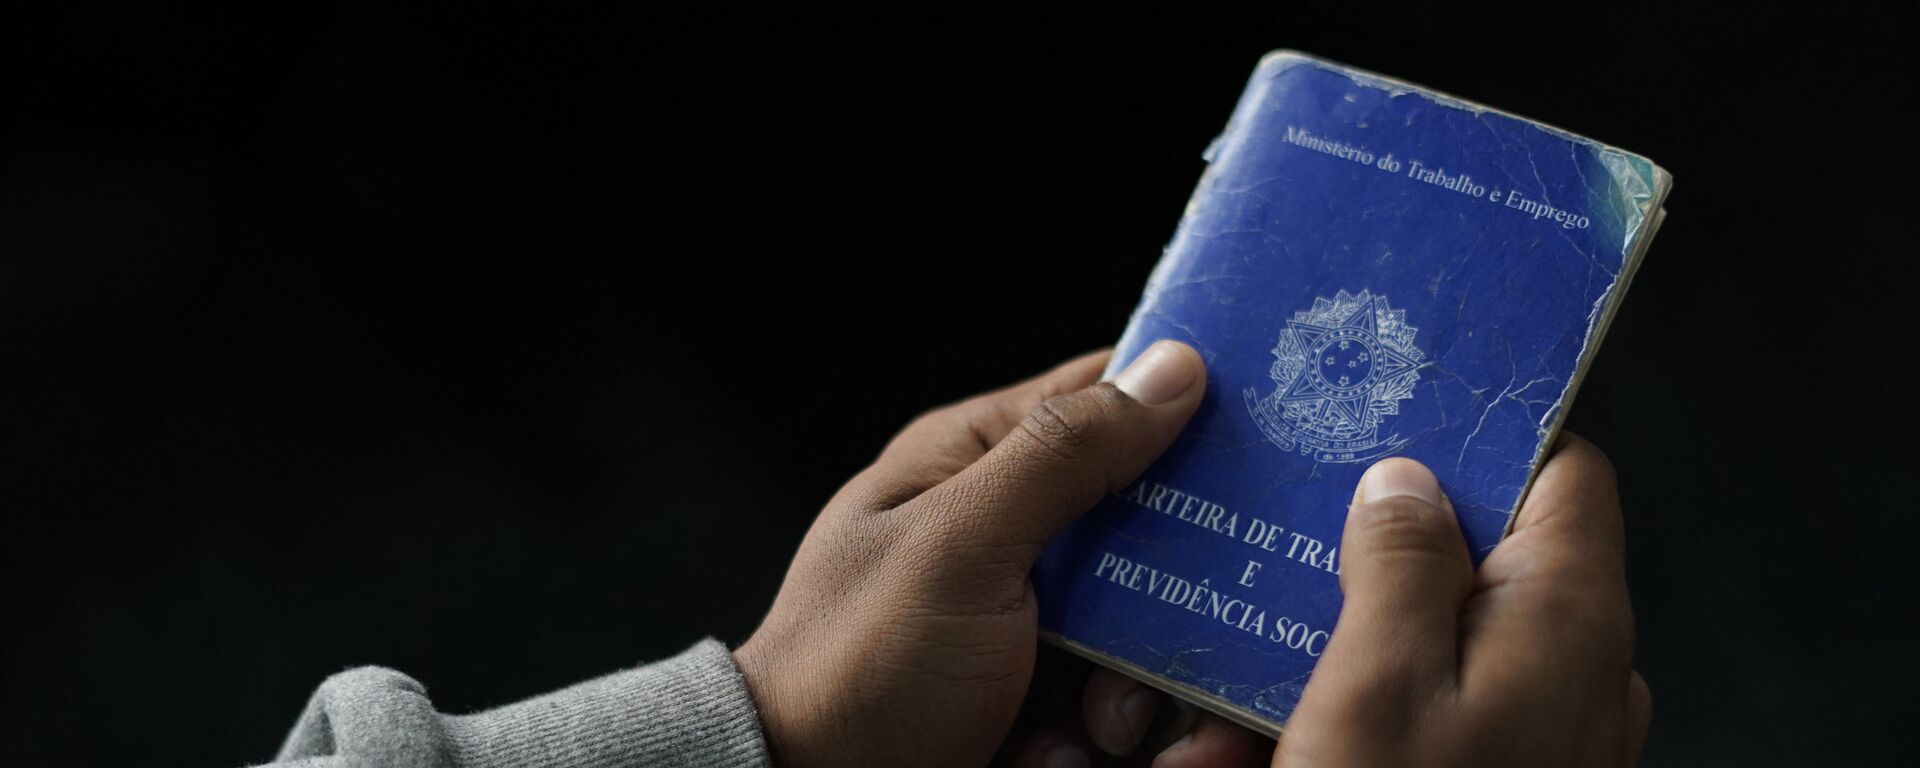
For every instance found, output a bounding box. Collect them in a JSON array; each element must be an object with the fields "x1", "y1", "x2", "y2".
[{"x1": 733, "y1": 635, "x2": 835, "y2": 768}]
